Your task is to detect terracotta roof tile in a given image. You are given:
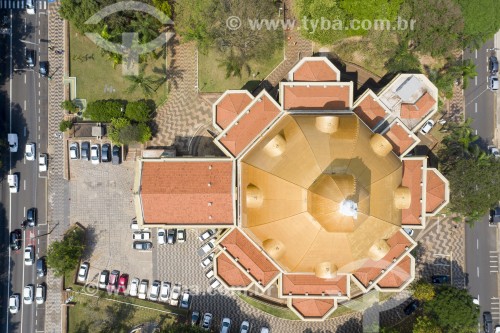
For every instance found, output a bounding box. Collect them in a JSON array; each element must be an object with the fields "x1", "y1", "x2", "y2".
[
  {"x1": 353, "y1": 231, "x2": 412, "y2": 288},
  {"x1": 291, "y1": 298, "x2": 335, "y2": 318},
  {"x1": 377, "y1": 255, "x2": 412, "y2": 289},
  {"x1": 353, "y1": 94, "x2": 387, "y2": 128},
  {"x1": 426, "y1": 169, "x2": 446, "y2": 213},
  {"x1": 283, "y1": 85, "x2": 350, "y2": 110},
  {"x1": 221, "y1": 229, "x2": 280, "y2": 286},
  {"x1": 400, "y1": 92, "x2": 435, "y2": 119},
  {"x1": 215, "y1": 92, "x2": 253, "y2": 130},
  {"x1": 216, "y1": 252, "x2": 252, "y2": 287},
  {"x1": 401, "y1": 160, "x2": 424, "y2": 226},
  {"x1": 219, "y1": 94, "x2": 281, "y2": 156},
  {"x1": 282, "y1": 274, "x2": 347, "y2": 296},
  {"x1": 140, "y1": 161, "x2": 234, "y2": 224},
  {"x1": 384, "y1": 123, "x2": 416, "y2": 156},
  {"x1": 293, "y1": 61, "x2": 338, "y2": 82}
]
